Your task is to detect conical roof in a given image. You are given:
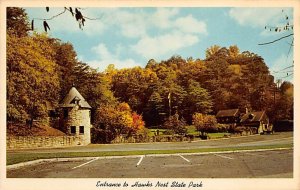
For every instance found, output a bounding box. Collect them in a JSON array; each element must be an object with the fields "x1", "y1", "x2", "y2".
[{"x1": 59, "y1": 87, "x2": 91, "y2": 109}]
